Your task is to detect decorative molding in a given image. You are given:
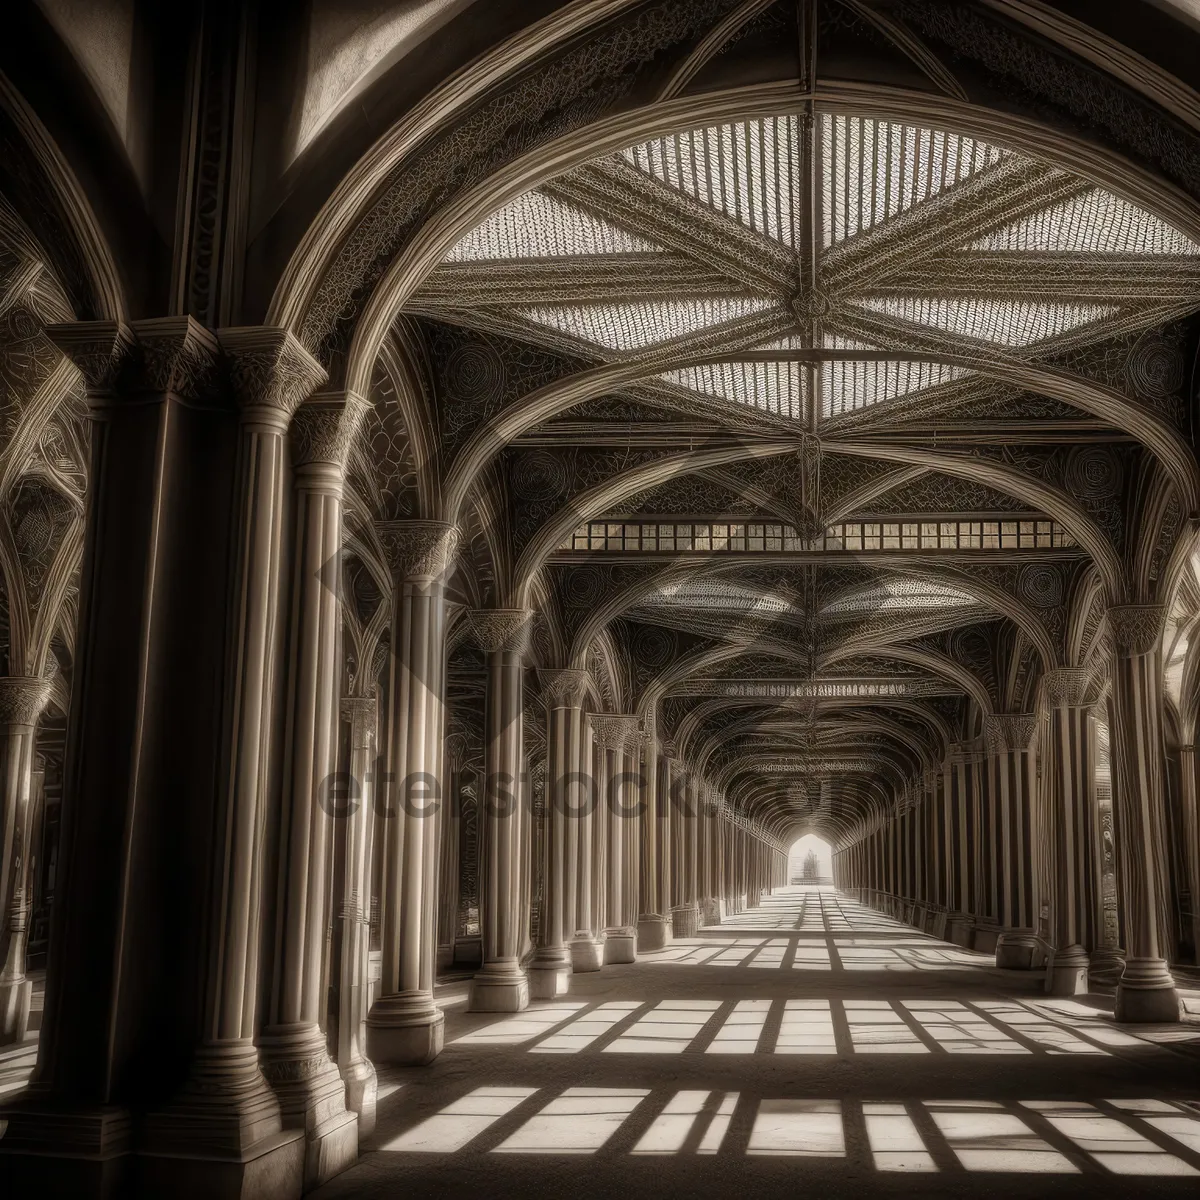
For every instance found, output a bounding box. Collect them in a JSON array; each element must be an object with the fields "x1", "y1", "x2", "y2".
[
  {"x1": 589, "y1": 713, "x2": 641, "y2": 750},
  {"x1": 1106, "y1": 604, "x2": 1166, "y2": 656},
  {"x1": 1042, "y1": 667, "x2": 1093, "y2": 708},
  {"x1": 217, "y1": 326, "x2": 328, "y2": 425},
  {"x1": 42, "y1": 320, "x2": 136, "y2": 395},
  {"x1": 291, "y1": 390, "x2": 370, "y2": 468},
  {"x1": 984, "y1": 713, "x2": 1037, "y2": 753},
  {"x1": 0, "y1": 675, "x2": 52, "y2": 725},
  {"x1": 466, "y1": 608, "x2": 534, "y2": 655},
  {"x1": 375, "y1": 519, "x2": 460, "y2": 581},
  {"x1": 537, "y1": 667, "x2": 590, "y2": 707},
  {"x1": 130, "y1": 317, "x2": 222, "y2": 405}
]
